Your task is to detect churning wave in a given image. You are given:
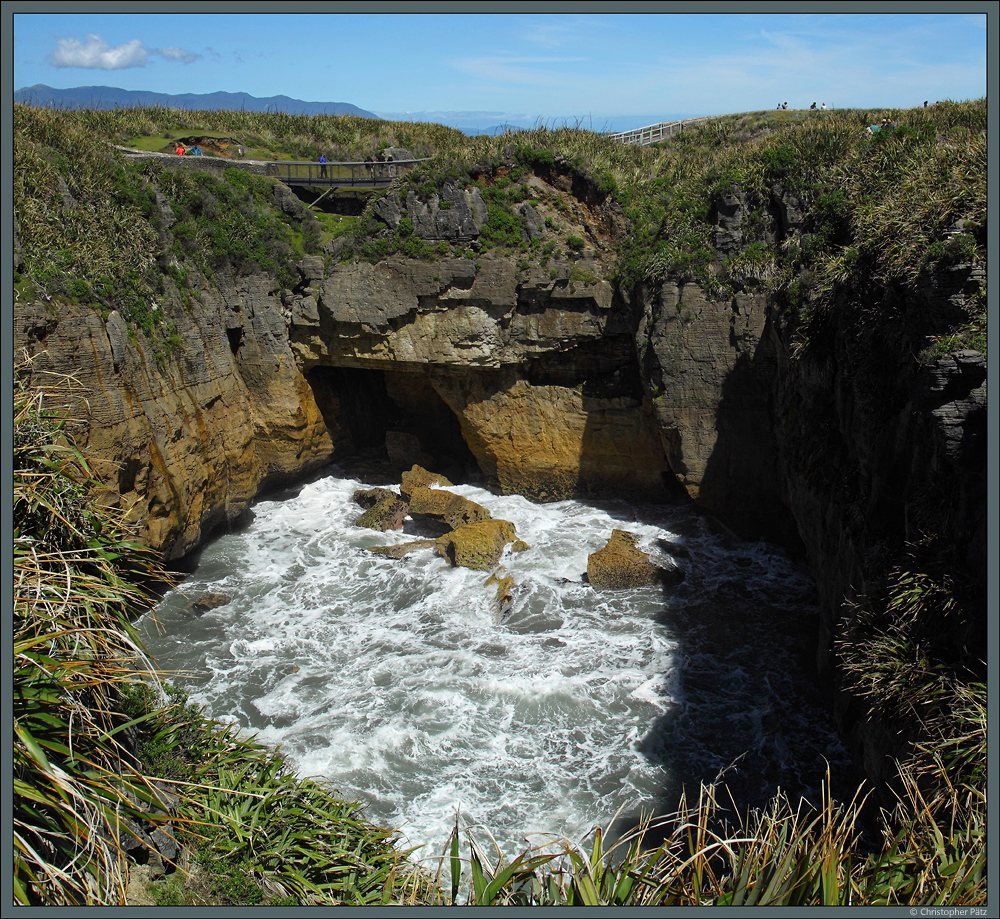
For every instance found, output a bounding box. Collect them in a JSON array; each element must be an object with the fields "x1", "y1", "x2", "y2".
[{"x1": 141, "y1": 469, "x2": 847, "y2": 858}]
